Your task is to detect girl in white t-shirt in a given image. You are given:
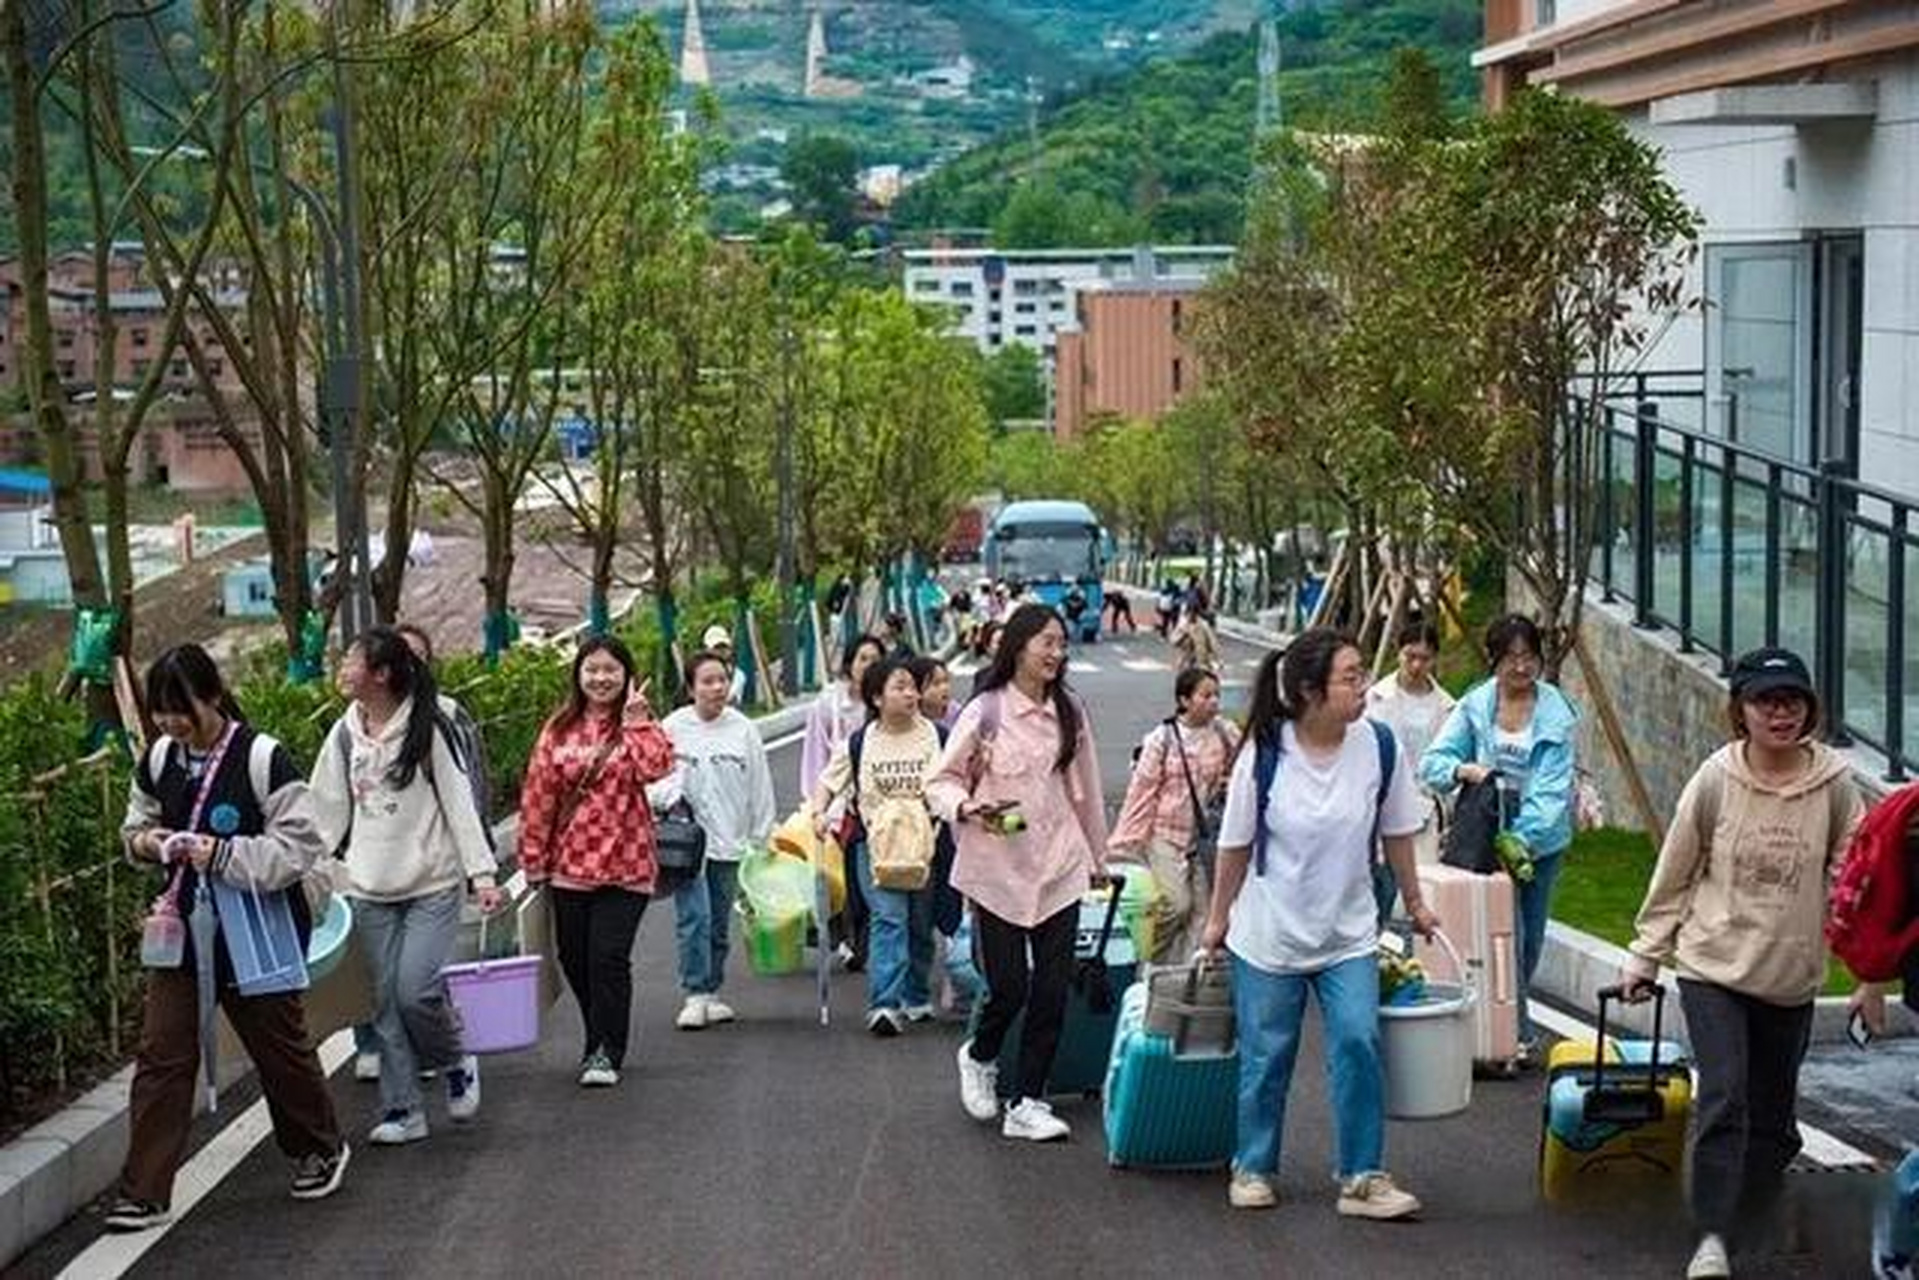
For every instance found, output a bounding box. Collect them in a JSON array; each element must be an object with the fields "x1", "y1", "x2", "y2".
[
  {"x1": 1364, "y1": 621, "x2": 1456, "y2": 881},
  {"x1": 1199, "y1": 628, "x2": 1439, "y2": 1220}
]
